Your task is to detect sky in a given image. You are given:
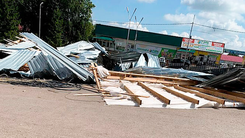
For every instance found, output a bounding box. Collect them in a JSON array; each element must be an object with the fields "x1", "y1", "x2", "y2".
[{"x1": 91, "y1": 0, "x2": 245, "y2": 51}]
